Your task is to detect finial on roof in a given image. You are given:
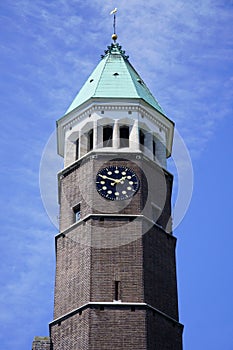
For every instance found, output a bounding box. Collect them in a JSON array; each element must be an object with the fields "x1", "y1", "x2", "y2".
[
  {"x1": 112, "y1": 33, "x2": 118, "y2": 42},
  {"x1": 110, "y1": 8, "x2": 118, "y2": 42},
  {"x1": 101, "y1": 43, "x2": 129, "y2": 60}
]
